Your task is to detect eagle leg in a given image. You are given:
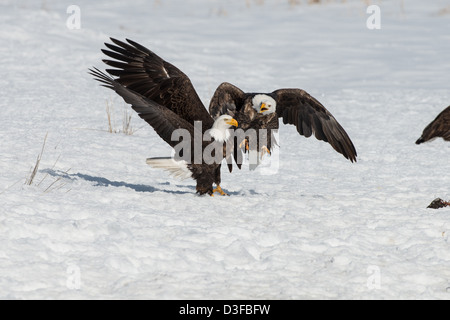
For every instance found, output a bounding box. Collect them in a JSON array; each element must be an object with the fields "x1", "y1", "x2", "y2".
[
  {"x1": 211, "y1": 185, "x2": 229, "y2": 196},
  {"x1": 239, "y1": 139, "x2": 249, "y2": 152},
  {"x1": 260, "y1": 145, "x2": 271, "y2": 159}
]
